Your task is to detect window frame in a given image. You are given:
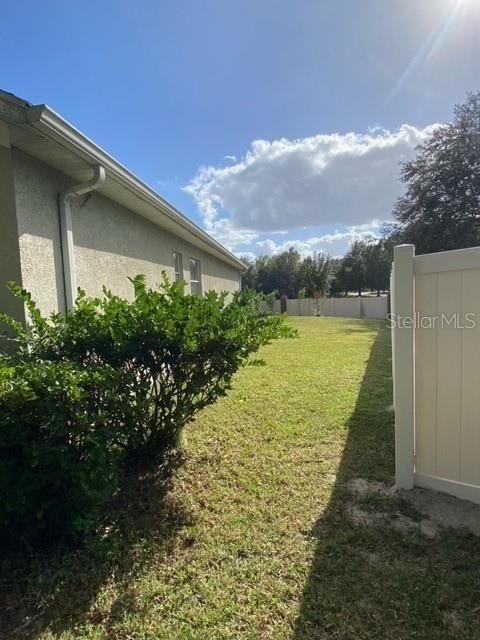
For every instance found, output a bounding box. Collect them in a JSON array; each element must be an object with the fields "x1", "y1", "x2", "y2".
[
  {"x1": 189, "y1": 257, "x2": 202, "y2": 296},
  {"x1": 173, "y1": 251, "x2": 183, "y2": 283}
]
